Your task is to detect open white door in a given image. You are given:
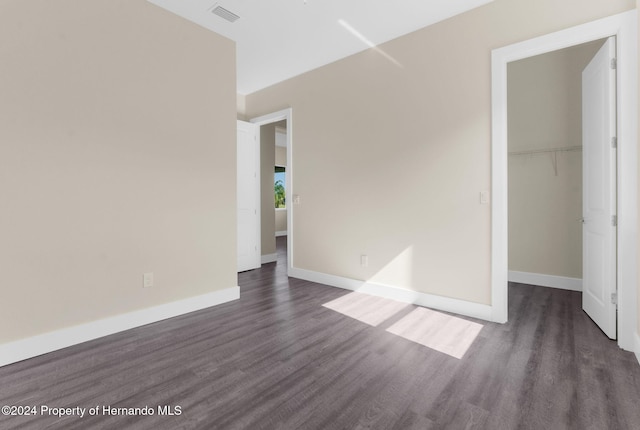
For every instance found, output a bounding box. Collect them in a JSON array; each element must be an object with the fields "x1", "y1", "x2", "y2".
[
  {"x1": 582, "y1": 37, "x2": 617, "y2": 339},
  {"x1": 237, "y1": 120, "x2": 260, "y2": 272}
]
